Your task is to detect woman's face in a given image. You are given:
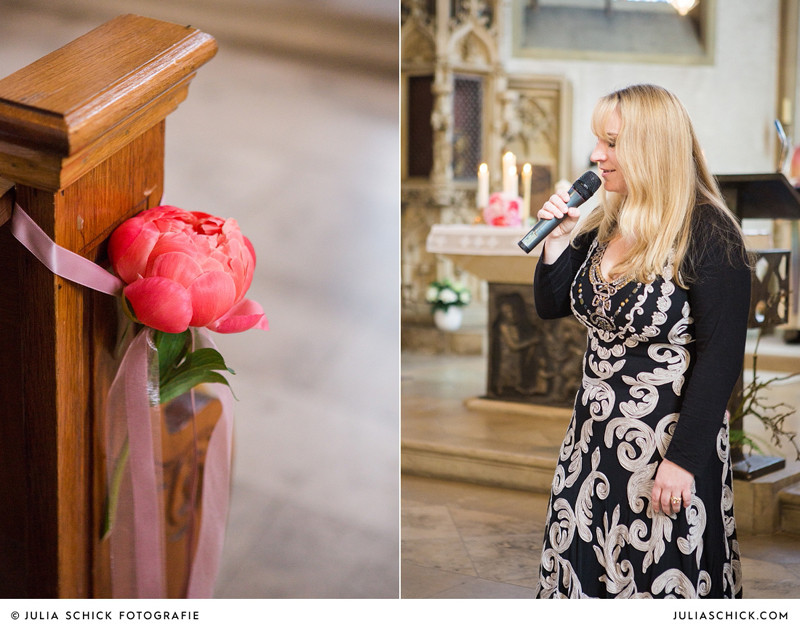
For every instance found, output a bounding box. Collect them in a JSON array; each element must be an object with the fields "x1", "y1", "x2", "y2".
[{"x1": 590, "y1": 109, "x2": 628, "y2": 195}]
